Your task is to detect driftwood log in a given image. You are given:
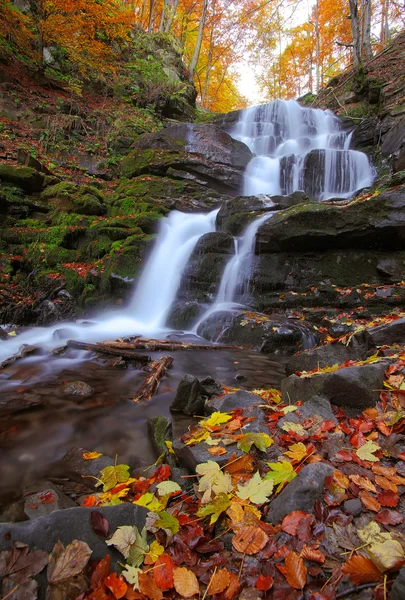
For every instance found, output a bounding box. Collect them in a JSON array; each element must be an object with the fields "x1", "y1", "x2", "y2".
[
  {"x1": 133, "y1": 355, "x2": 174, "y2": 402},
  {"x1": 103, "y1": 338, "x2": 242, "y2": 352},
  {"x1": 66, "y1": 340, "x2": 151, "y2": 363}
]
